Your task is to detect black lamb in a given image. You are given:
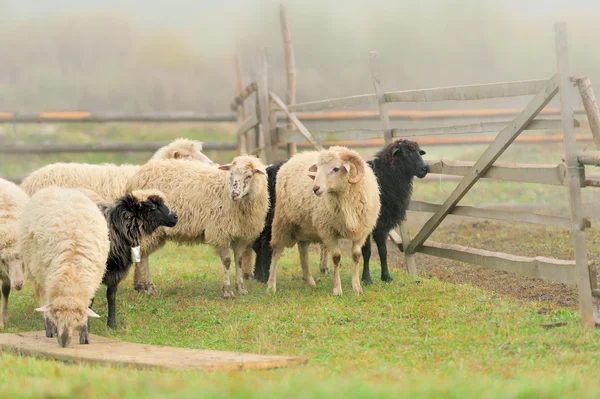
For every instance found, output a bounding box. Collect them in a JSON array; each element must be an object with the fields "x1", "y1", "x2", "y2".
[
  {"x1": 251, "y1": 160, "x2": 287, "y2": 282},
  {"x1": 361, "y1": 139, "x2": 428, "y2": 284},
  {"x1": 91, "y1": 190, "x2": 177, "y2": 329}
]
